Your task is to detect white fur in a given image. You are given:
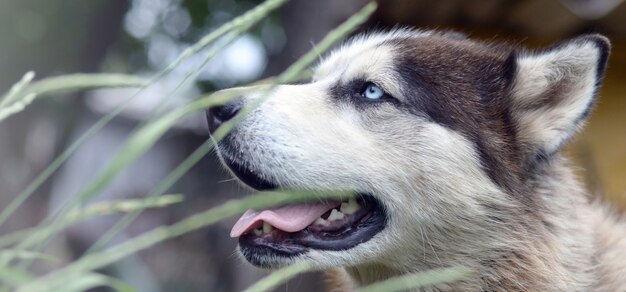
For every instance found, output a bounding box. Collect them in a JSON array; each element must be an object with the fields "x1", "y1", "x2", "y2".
[{"x1": 510, "y1": 40, "x2": 601, "y2": 156}]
